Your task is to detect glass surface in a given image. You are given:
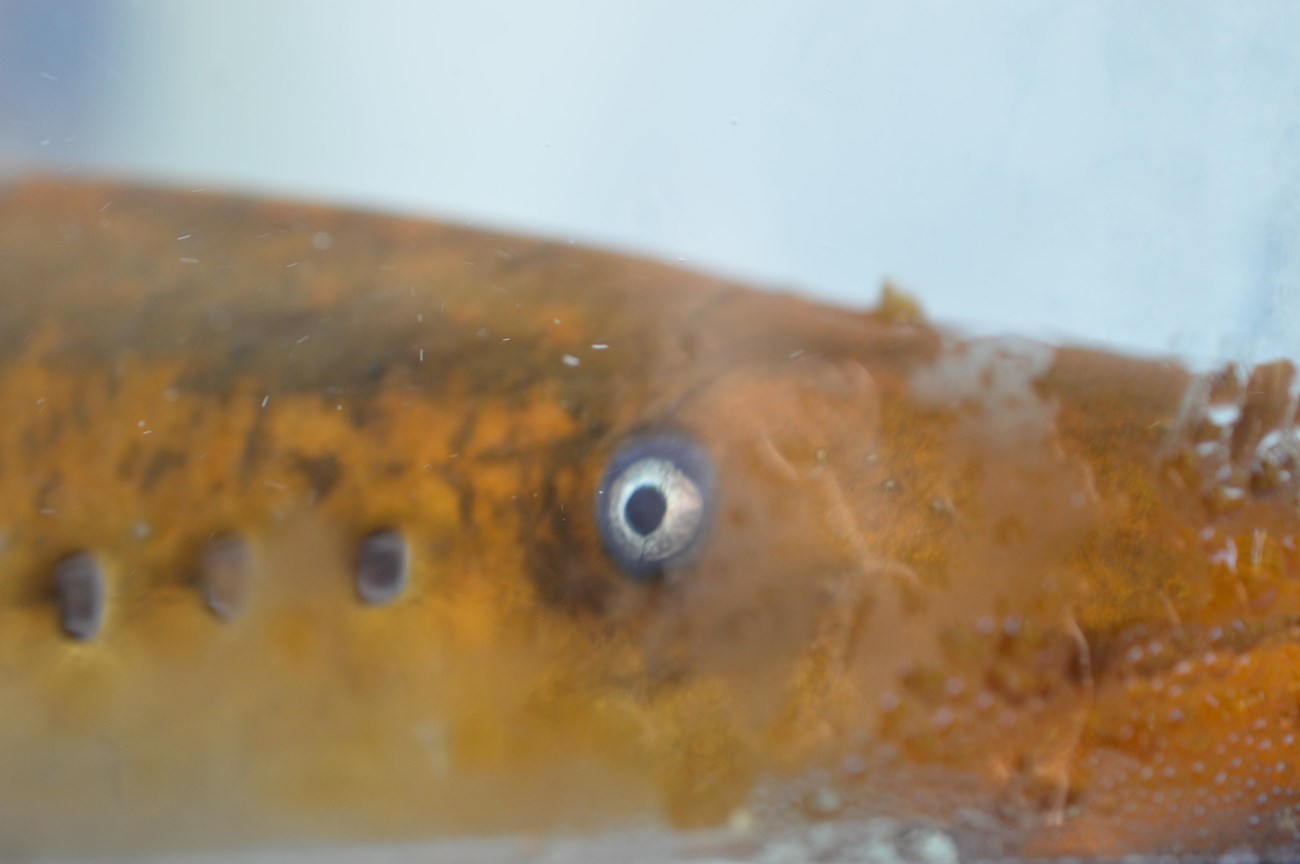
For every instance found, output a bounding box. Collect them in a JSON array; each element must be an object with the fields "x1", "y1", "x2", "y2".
[{"x1": 4, "y1": 3, "x2": 1300, "y2": 862}]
